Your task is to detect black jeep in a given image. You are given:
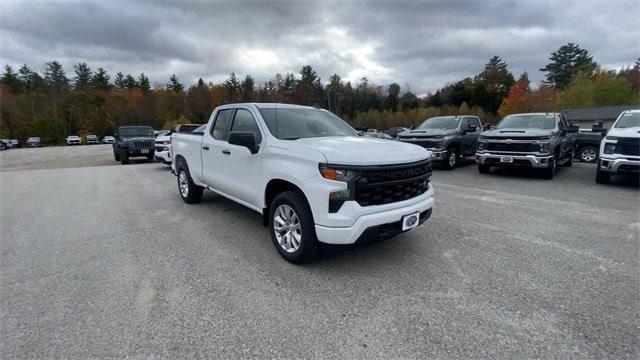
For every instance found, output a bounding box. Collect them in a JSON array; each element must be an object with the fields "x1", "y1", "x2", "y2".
[{"x1": 113, "y1": 126, "x2": 155, "y2": 165}]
